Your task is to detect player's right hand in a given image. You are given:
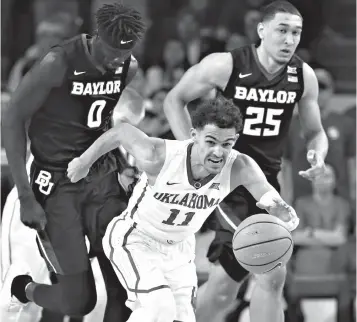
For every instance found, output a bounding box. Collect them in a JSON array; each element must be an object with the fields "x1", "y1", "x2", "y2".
[
  {"x1": 20, "y1": 196, "x2": 47, "y2": 231},
  {"x1": 67, "y1": 157, "x2": 90, "y2": 182}
]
